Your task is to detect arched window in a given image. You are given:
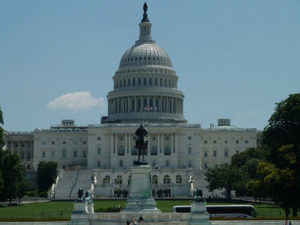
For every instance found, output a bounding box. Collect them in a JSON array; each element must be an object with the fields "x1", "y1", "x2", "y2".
[
  {"x1": 103, "y1": 175, "x2": 110, "y2": 184},
  {"x1": 163, "y1": 175, "x2": 171, "y2": 184},
  {"x1": 152, "y1": 175, "x2": 158, "y2": 185},
  {"x1": 118, "y1": 146, "x2": 125, "y2": 156},
  {"x1": 115, "y1": 175, "x2": 122, "y2": 185},
  {"x1": 151, "y1": 145, "x2": 157, "y2": 155},
  {"x1": 176, "y1": 175, "x2": 182, "y2": 184}
]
